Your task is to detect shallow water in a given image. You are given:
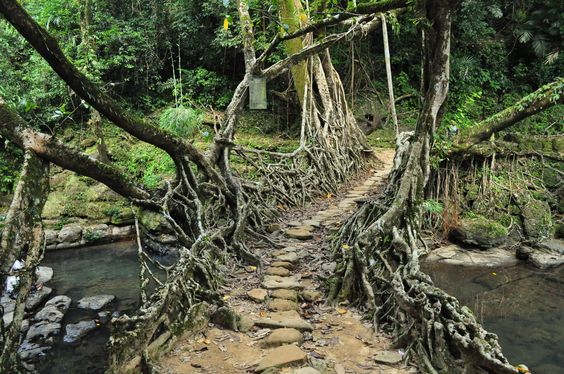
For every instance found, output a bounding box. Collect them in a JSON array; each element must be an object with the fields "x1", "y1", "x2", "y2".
[{"x1": 423, "y1": 261, "x2": 564, "y2": 373}]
